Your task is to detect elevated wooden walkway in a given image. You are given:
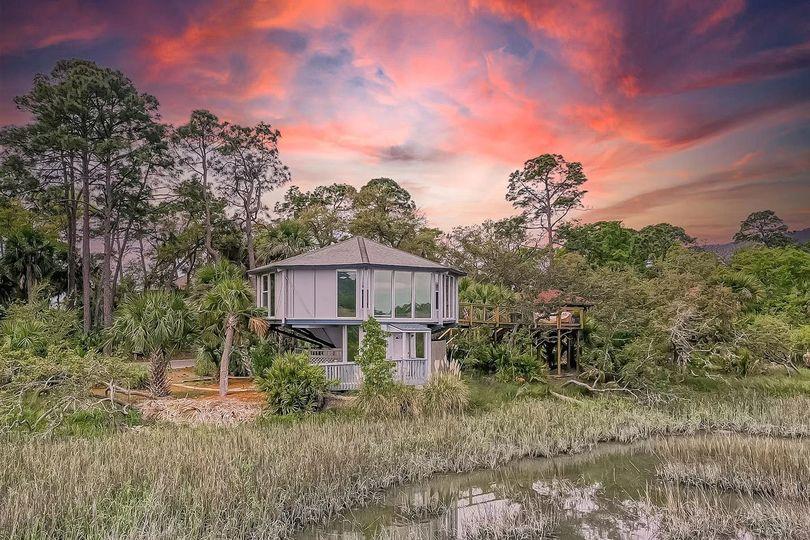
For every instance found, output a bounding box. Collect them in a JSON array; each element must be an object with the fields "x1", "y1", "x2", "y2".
[
  {"x1": 457, "y1": 302, "x2": 585, "y2": 330},
  {"x1": 451, "y1": 302, "x2": 588, "y2": 375}
]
